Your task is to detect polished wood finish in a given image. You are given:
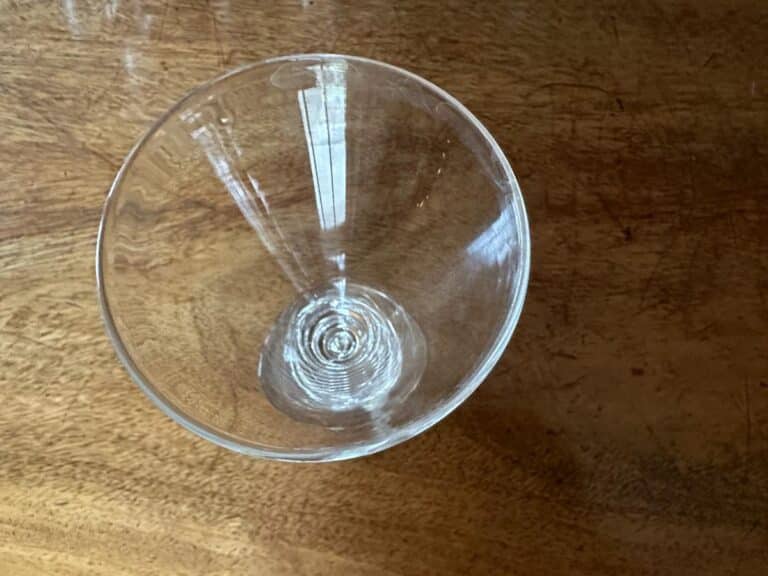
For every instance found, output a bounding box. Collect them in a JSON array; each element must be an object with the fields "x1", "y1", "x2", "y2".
[{"x1": 1, "y1": 1, "x2": 767, "y2": 574}]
